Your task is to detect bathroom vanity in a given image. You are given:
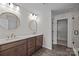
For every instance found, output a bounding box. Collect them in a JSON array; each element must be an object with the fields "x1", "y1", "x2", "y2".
[
  {"x1": 0, "y1": 9, "x2": 43, "y2": 56},
  {"x1": 0, "y1": 34, "x2": 43, "y2": 56}
]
